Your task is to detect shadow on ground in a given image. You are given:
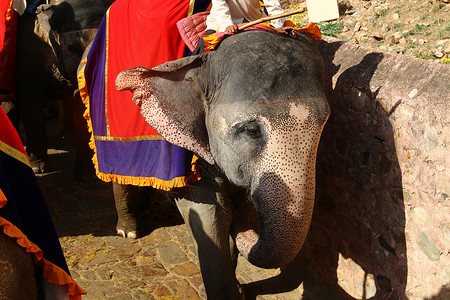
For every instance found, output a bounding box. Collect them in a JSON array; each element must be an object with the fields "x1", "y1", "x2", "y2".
[
  {"x1": 36, "y1": 136, "x2": 183, "y2": 238},
  {"x1": 242, "y1": 40, "x2": 408, "y2": 300}
]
